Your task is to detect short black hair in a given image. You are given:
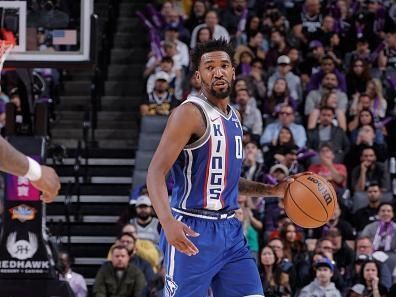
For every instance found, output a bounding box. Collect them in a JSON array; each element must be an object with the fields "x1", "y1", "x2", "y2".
[
  {"x1": 320, "y1": 105, "x2": 335, "y2": 114},
  {"x1": 161, "y1": 56, "x2": 174, "y2": 65},
  {"x1": 191, "y1": 38, "x2": 234, "y2": 71}
]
